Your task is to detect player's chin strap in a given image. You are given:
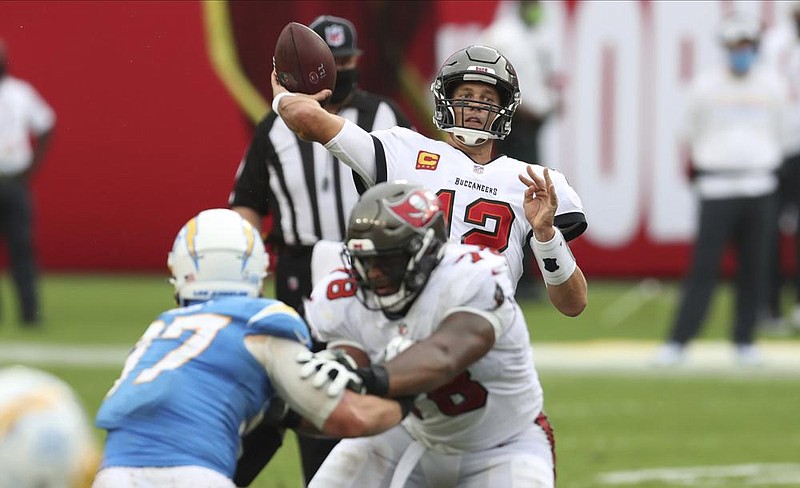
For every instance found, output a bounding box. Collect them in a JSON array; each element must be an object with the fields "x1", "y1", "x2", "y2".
[
  {"x1": 389, "y1": 440, "x2": 426, "y2": 488},
  {"x1": 447, "y1": 126, "x2": 494, "y2": 146}
]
